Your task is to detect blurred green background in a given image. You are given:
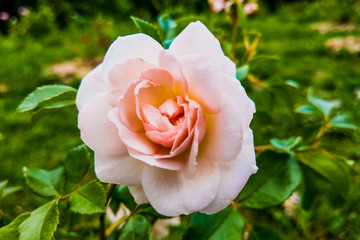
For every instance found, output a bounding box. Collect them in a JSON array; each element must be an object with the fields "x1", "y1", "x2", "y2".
[{"x1": 0, "y1": 0, "x2": 360, "y2": 239}]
